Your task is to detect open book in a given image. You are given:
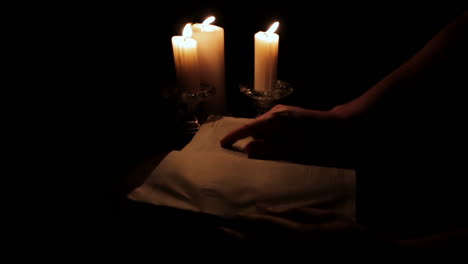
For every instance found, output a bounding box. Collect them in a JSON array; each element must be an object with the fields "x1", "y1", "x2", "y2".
[{"x1": 128, "y1": 116, "x2": 356, "y2": 218}]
